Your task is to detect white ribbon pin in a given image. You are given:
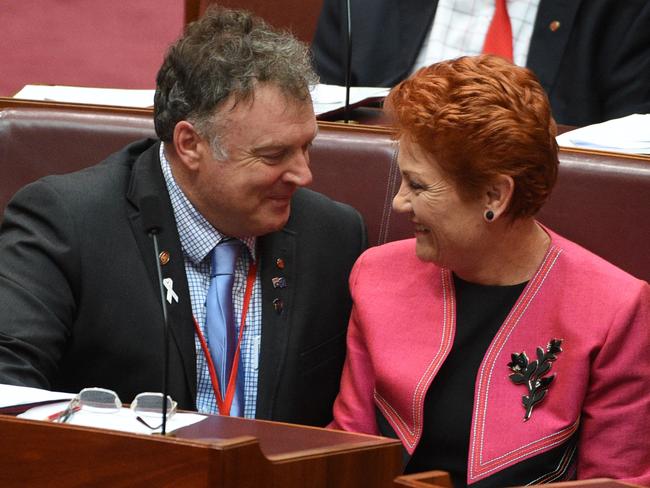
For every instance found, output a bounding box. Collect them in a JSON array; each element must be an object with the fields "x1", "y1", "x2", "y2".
[{"x1": 162, "y1": 278, "x2": 179, "y2": 304}]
